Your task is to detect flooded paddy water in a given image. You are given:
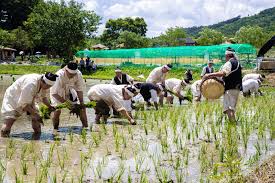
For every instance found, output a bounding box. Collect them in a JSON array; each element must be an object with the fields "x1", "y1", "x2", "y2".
[{"x1": 0, "y1": 74, "x2": 274, "y2": 182}]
